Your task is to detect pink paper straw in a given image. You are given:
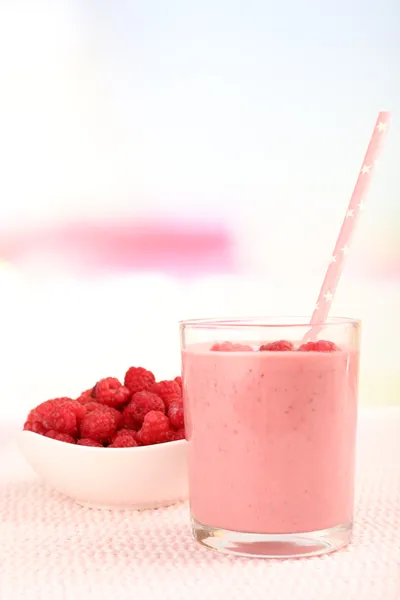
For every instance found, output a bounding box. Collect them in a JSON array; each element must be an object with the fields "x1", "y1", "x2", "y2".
[{"x1": 306, "y1": 111, "x2": 391, "y2": 339}]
